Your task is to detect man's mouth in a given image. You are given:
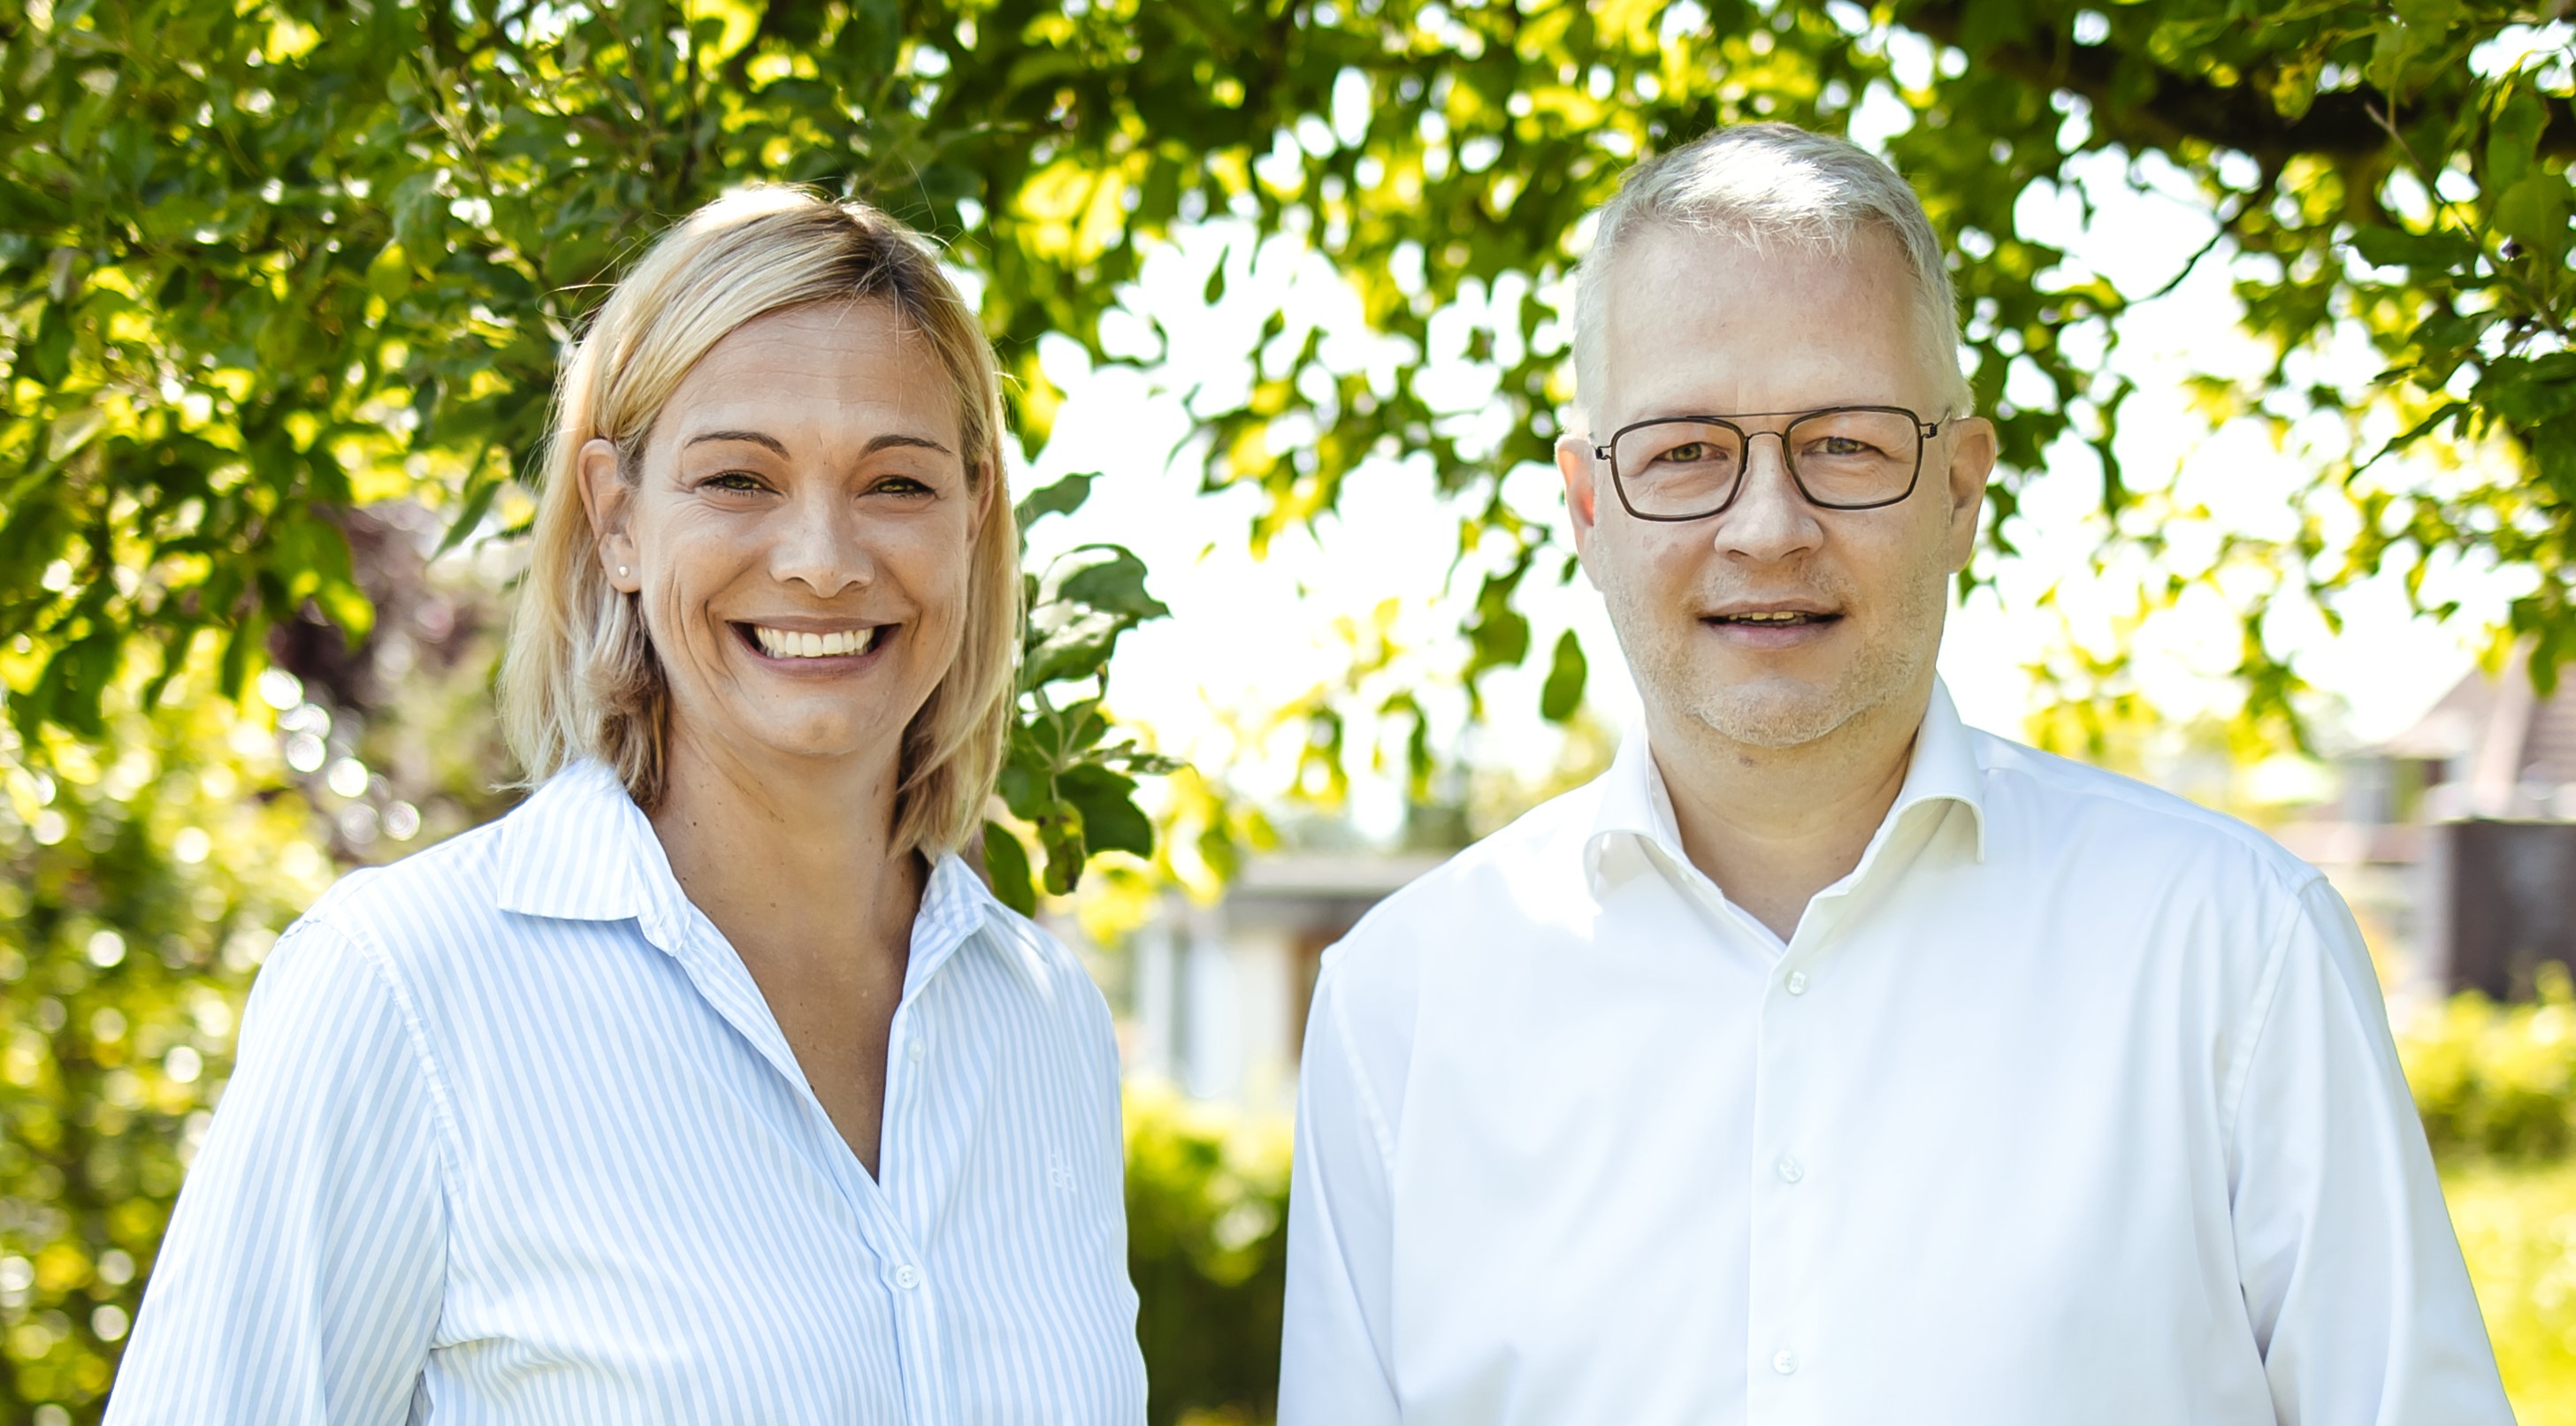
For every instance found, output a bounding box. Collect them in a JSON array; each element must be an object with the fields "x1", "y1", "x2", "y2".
[
  {"x1": 740, "y1": 623, "x2": 884, "y2": 660},
  {"x1": 1704, "y1": 610, "x2": 1840, "y2": 627}
]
